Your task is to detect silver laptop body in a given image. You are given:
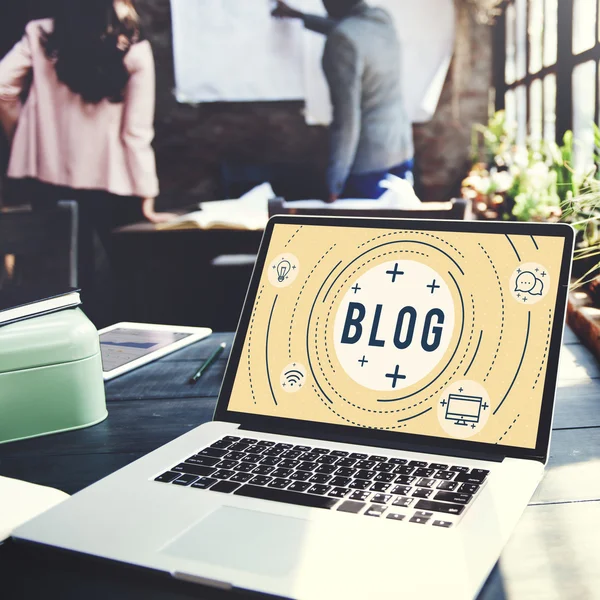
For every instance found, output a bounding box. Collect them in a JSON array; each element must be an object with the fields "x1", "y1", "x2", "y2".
[{"x1": 13, "y1": 216, "x2": 574, "y2": 599}]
